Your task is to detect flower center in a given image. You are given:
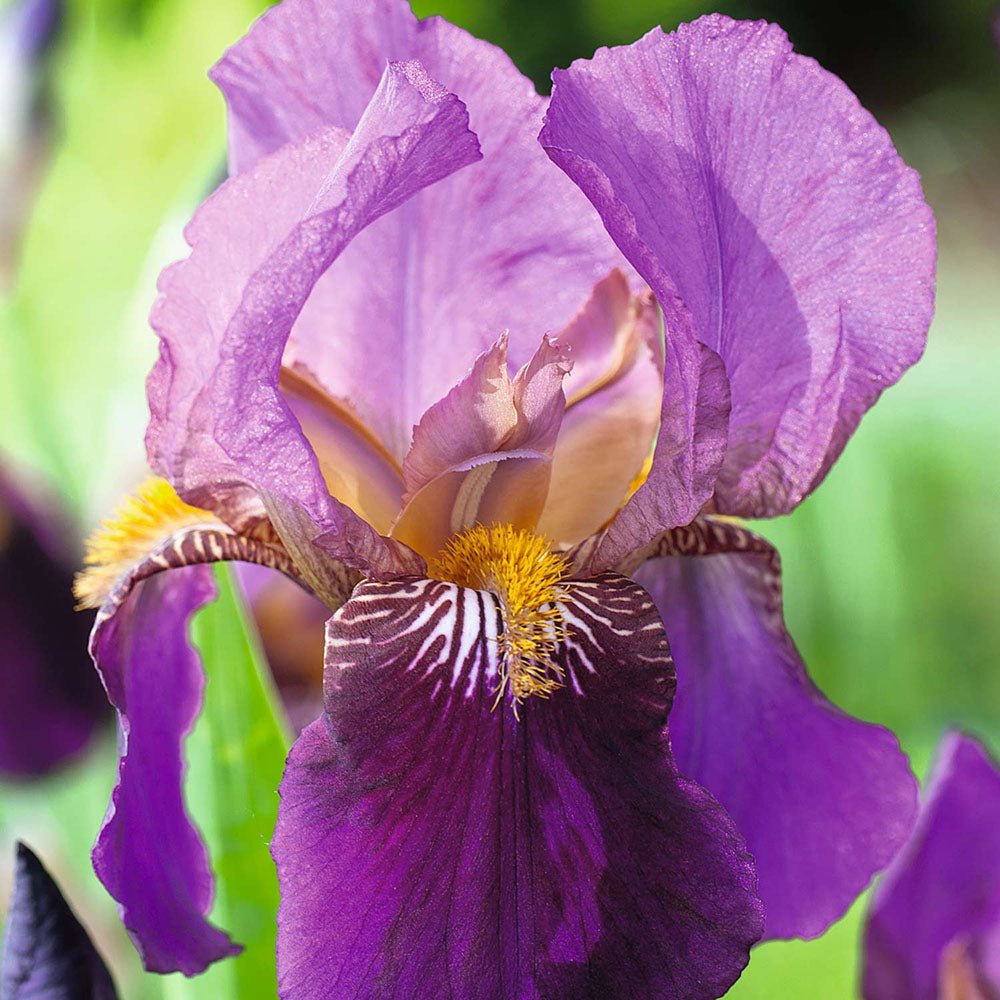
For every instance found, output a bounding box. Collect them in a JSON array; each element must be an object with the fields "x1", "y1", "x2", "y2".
[{"x1": 428, "y1": 523, "x2": 570, "y2": 713}]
